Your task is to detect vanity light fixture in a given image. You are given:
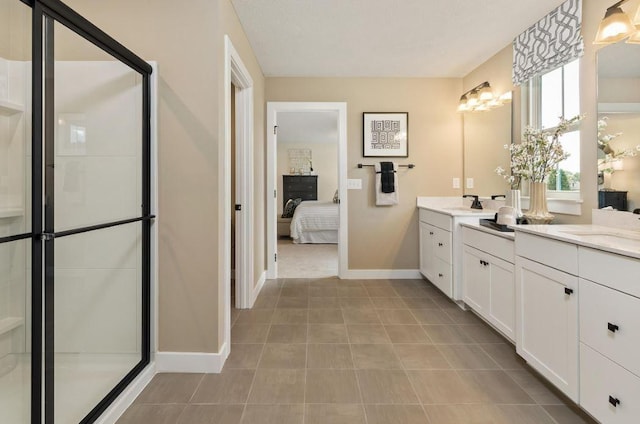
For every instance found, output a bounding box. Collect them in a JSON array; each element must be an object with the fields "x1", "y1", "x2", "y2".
[
  {"x1": 457, "y1": 81, "x2": 511, "y2": 113},
  {"x1": 594, "y1": 0, "x2": 636, "y2": 44},
  {"x1": 626, "y1": 5, "x2": 640, "y2": 43}
]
